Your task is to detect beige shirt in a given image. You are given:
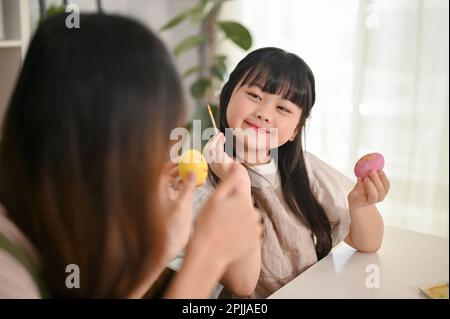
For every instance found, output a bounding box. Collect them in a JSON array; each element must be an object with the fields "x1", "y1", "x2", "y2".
[
  {"x1": 169, "y1": 151, "x2": 355, "y2": 298},
  {"x1": 0, "y1": 204, "x2": 41, "y2": 298}
]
